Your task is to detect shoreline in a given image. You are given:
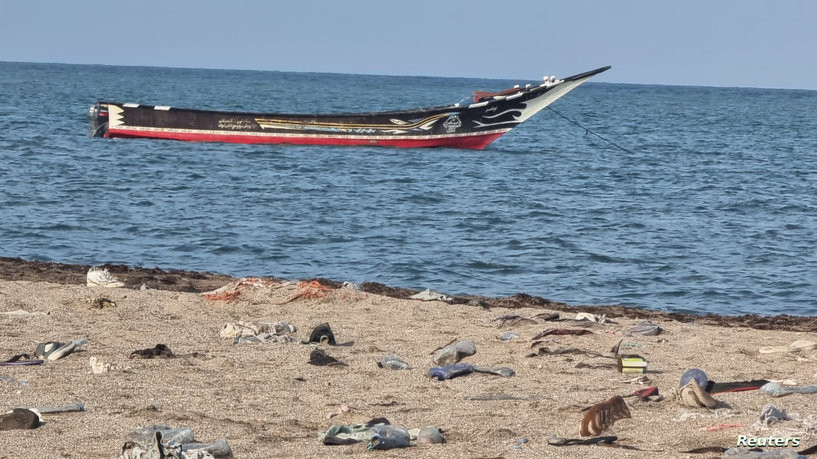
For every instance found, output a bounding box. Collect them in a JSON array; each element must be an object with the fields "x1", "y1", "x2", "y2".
[
  {"x1": 2, "y1": 256, "x2": 817, "y2": 457},
  {"x1": 2, "y1": 257, "x2": 815, "y2": 332}
]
